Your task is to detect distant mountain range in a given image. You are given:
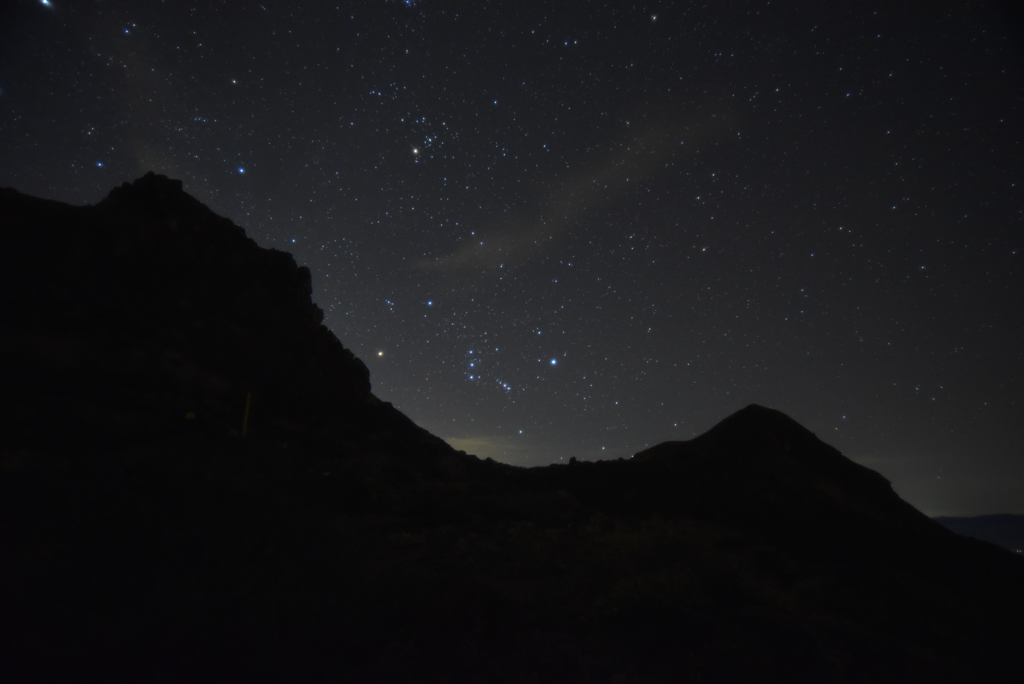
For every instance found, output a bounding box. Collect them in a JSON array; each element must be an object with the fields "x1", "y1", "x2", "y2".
[
  {"x1": 2, "y1": 174, "x2": 1022, "y2": 683},
  {"x1": 934, "y1": 515, "x2": 1024, "y2": 554}
]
